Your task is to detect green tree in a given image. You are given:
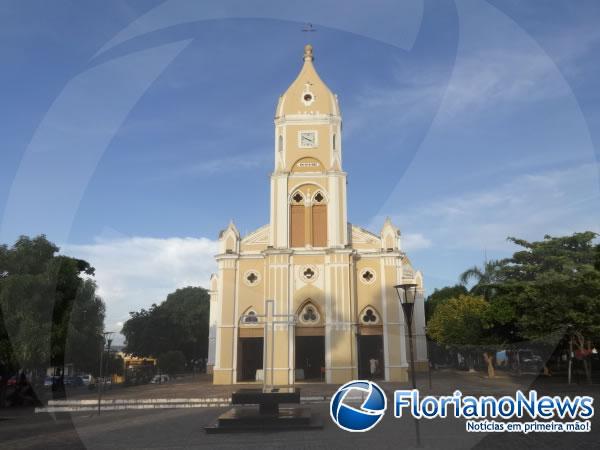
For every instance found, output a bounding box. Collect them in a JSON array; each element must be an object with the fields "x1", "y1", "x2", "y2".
[
  {"x1": 122, "y1": 286, "x2": 210, "y2": 366},
  {"x1": 428, "y1": 294, "x2": 490, "y2": 346},
  {"x1": 425, "y1": 284, "x2": 468, "y2": 321},
  {"x1": 428, "y1": 294, "x2": 492, "y2": 372},
  {"x1": 0, "y1": 235, "x2": 105, "y2": 405},
  {"x1": 459, "y1": 259, "x2": 504, "y2": 299},
  {"x1": 158, "y1": 350, "x2": 186, "y2": 375},
  {"x1": 64, "y1": 278, "x2": 106, "y2": 374},
  {"x1": 493, "y1": 232, "x2": 600, "y2": 383}
]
